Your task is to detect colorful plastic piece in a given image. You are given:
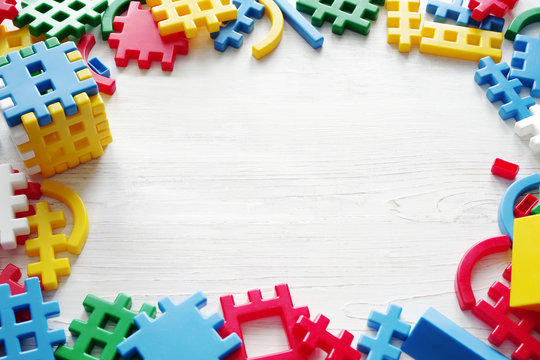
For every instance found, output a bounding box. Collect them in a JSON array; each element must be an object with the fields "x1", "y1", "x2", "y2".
[
  {"x1": 509, "y1": 35, "x2": 540, "y2": 98},
  {"x1": 357, "y1": 304, "x2": 410, "y2": 360},
  {"x1": 15, "y1": 205, "x2": 35, "y2": 245},
  {"x1": 101, "y1": 0, "x2": 147, "y2": 40},
  {"x1": 514, "y1": 193, "x2": 538, "y2": 218},
  {"x1": 505, "y1": 7, "x2": 540, "y2": 41},
  {"x1": 55, "y1": 293, "x2": 156, "y2": 360},
  {"x1": 117, "y1": 292, "x2": 242, "y2": 359},
  {"x1": 294, "y1": 314, "x2": 360, "y2": 360},
  {"x1": 13, "y1": 170, "x2": 42, "y2": 200},
  {"x1": 386, "y1": 0, "x2": 422, "y2": 53},
  {"x1": 491, "y1": 158, "x2": 519, "y2": 180},
  {"x1": 468, "y1": 0, "x2": 517, "y2": 22},
  {"x1": 515, "y1": 104, "x2": 540, "y2": 152},
  {"x1": 0, "y1": 0, "x2": 17, "y2": 23},
  {"x1": 0, "y1": 264, "x2": 32, "y2": 322},
  {"x1": 108, "y1": 2, "x2": 189, "y2": 71},
  {"x1": 419, "y1": 22, "x2": 503, "y2": 62},
  {"x1": 0, "y1": 25, "x2": 45, "y2": 56},
  {"x1": 402, "y1": 307, "x2": 509, "y2": 360},
  {"x1": 274, "y1": 0, "x2": 323, "y2": 49},
  {"x1": 88, "y1": 58, "x2": 110, "y2": 78},
  {"x1": 252, "y1": 0, "x2": 283, "y2": 59},
  {"x1": 426, "y1": 0, "x2": 504, "y2": 31},
  {"x1": 296, "y1": 0, "x2": 385, "y2": 35},
  {"x1": 0, "y1": 277, "x2": 65, "y2": 359},
  {"x1": 220, "y1": 284, "x2": 309, "y2": 360},
  {"x1": 0, "y1": 38, "x2": 99, "y2": 128},
  {"x1": 498, "y1": 173, "x2": 540, "y2": 241},
  {"x1": 532, "y1": 203, "x2": 540, "y2": 215},
  {"x1": 147, "y1": 0, "x2": 238, "y2": 38},
  {"x1": 0, "y1": 163, "x2": 29, "y2": 250},
  {"x1": 78, "y1": 34, "x2": 116, "y2": 95},
  {"x1": 14, "y1": 0, "x2": 108, "y2": 41},
  {"x1": 475, "y1": 57, "x2": 535, "y2": 120}
]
